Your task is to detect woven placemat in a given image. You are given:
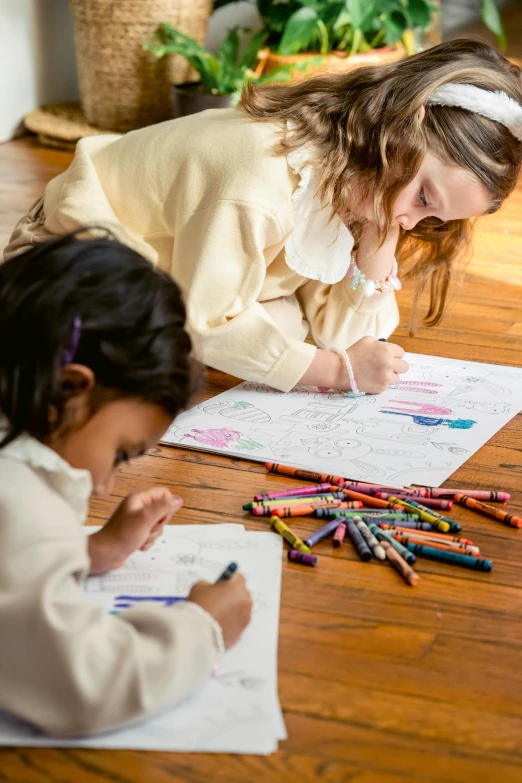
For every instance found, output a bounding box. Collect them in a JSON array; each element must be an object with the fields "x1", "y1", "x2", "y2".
[{"x1": 23, "y1": 102, "x2": 115, "y2": 150}]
